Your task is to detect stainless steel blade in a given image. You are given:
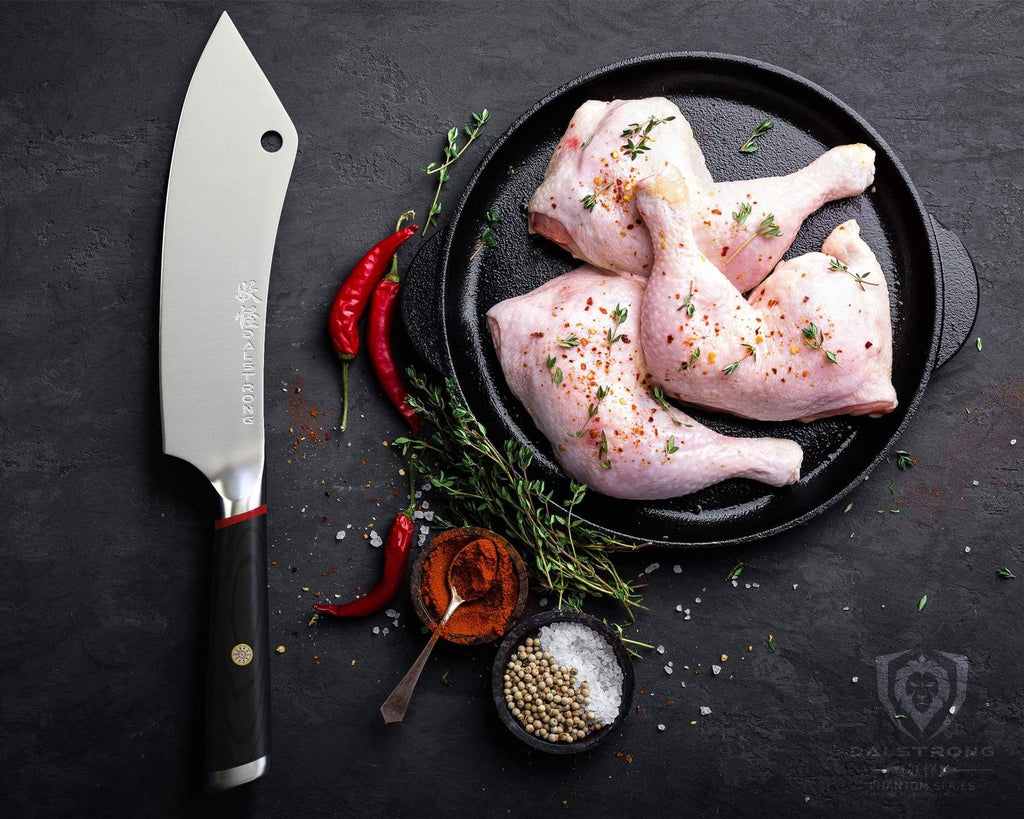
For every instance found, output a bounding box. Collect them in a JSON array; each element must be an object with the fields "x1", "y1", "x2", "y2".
[{"x1": 160, "y1": 11, "x2": 297, "y2": 515}]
